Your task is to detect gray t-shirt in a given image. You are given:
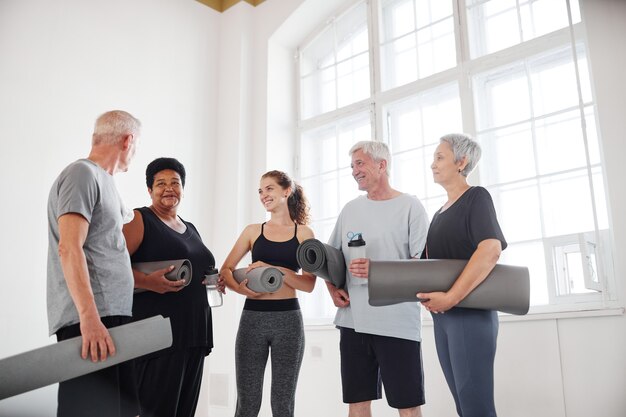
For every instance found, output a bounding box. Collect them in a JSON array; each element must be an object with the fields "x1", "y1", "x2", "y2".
[
  {"x1": 328, "y1": 193, "x2": 428, "y2": 341},
  {"x1": 47, "y1": 159, "x2": 134, "y2": 335}
]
